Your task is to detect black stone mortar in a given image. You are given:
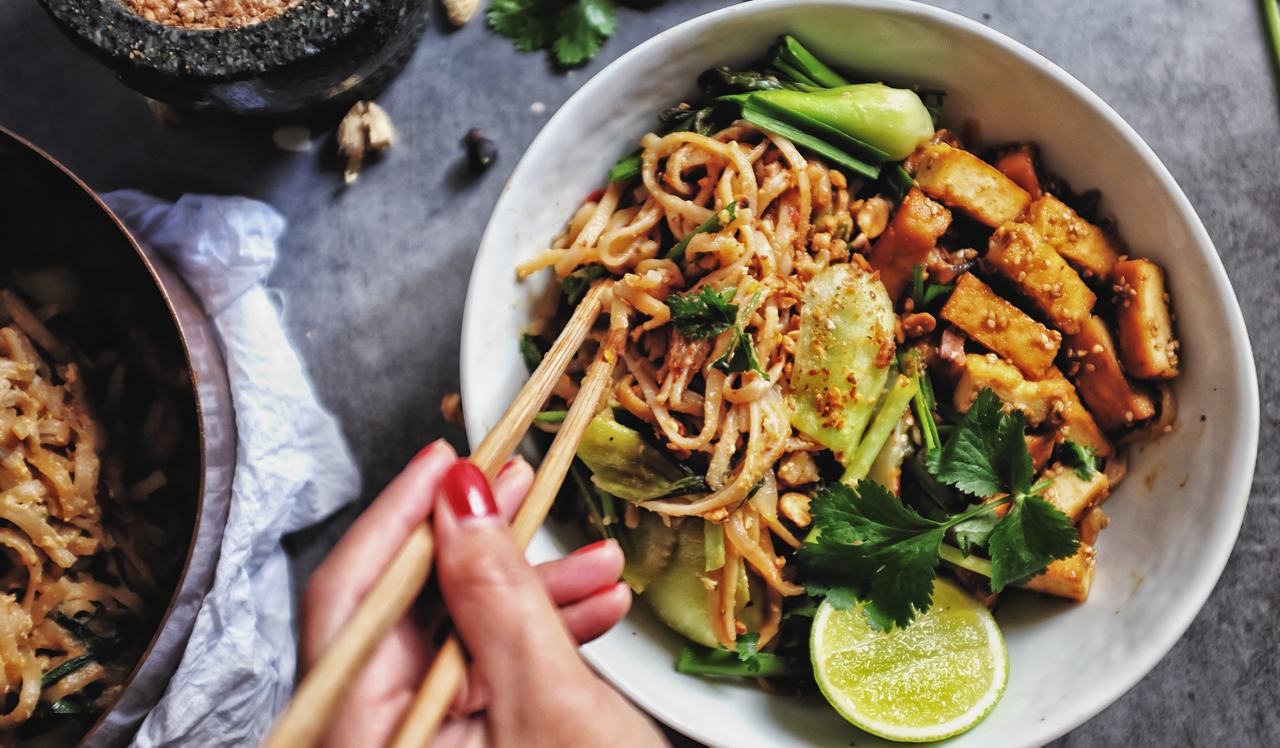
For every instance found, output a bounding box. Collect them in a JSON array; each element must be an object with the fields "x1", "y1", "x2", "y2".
[{"x1": 35, "y1": 0, "x2": 430, "y2": 115}]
